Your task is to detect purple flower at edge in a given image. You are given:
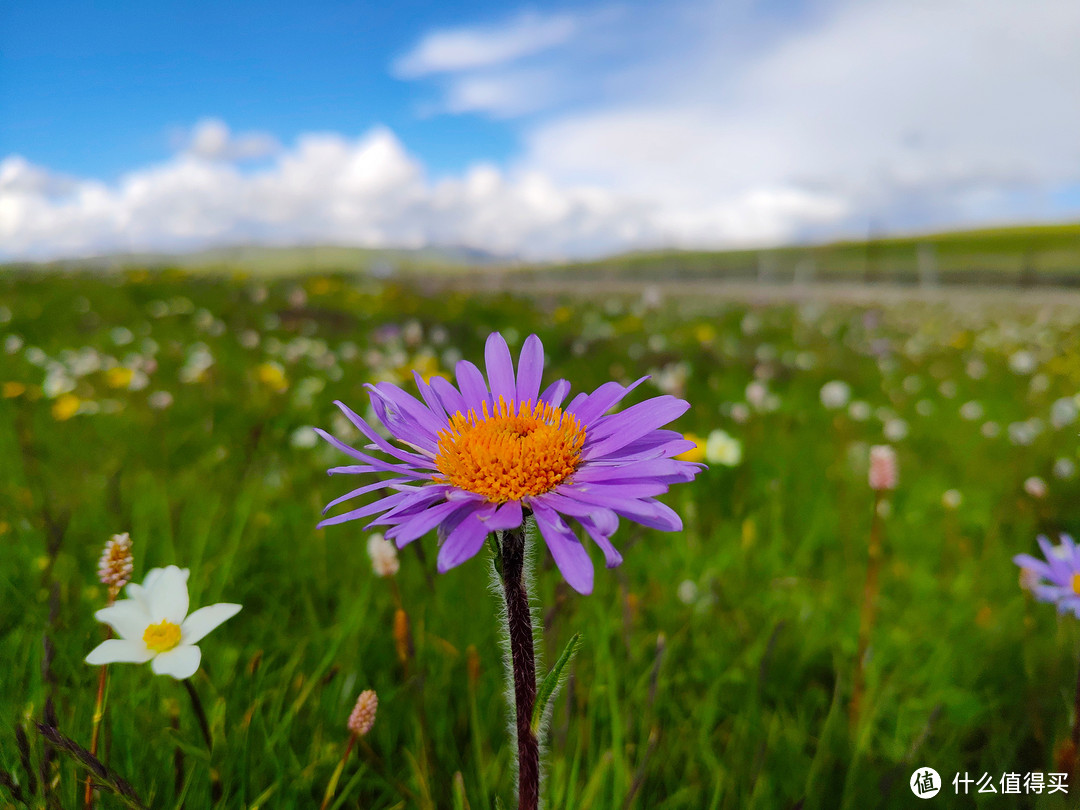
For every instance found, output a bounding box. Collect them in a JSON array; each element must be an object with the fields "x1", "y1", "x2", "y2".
[
  {"x1": 316, "y1": 331, "x2": 705, "y2": 594},
  {"x1": 1014, "y1": 534, "x2": 1080, "y2": 617}
]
